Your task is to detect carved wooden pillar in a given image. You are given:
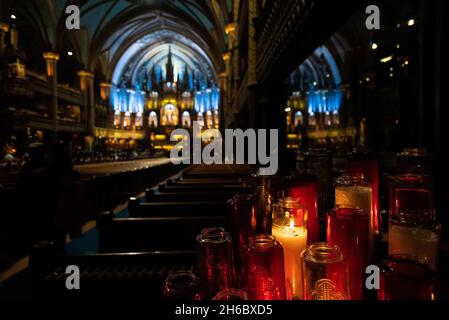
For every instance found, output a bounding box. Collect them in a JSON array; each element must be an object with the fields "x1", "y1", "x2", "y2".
[
  {"x1": 248, "y1": 0, "x2": 258, "y2": 129},
  {"x1": 43, "y1": 52, "x2": 60, "y2": 139}
]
